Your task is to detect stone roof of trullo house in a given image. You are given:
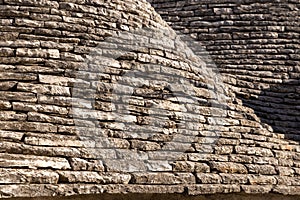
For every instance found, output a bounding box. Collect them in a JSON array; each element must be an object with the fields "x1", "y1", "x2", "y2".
[{"x1": 0, "y1": 0, "x2": 300, "y2": 198}]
